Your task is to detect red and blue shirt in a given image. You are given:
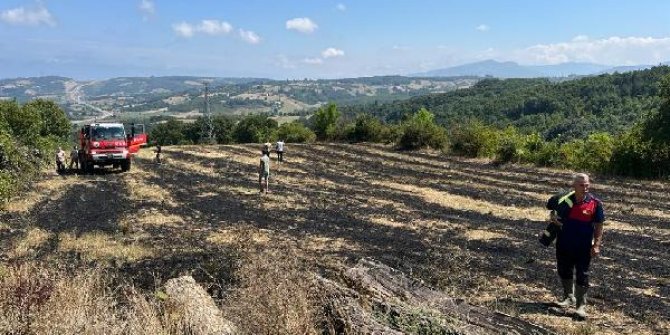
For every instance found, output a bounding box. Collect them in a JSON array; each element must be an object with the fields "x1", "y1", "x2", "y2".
[{"x1": 552, "y1": 192, "x2": 605, "y2": 250}]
